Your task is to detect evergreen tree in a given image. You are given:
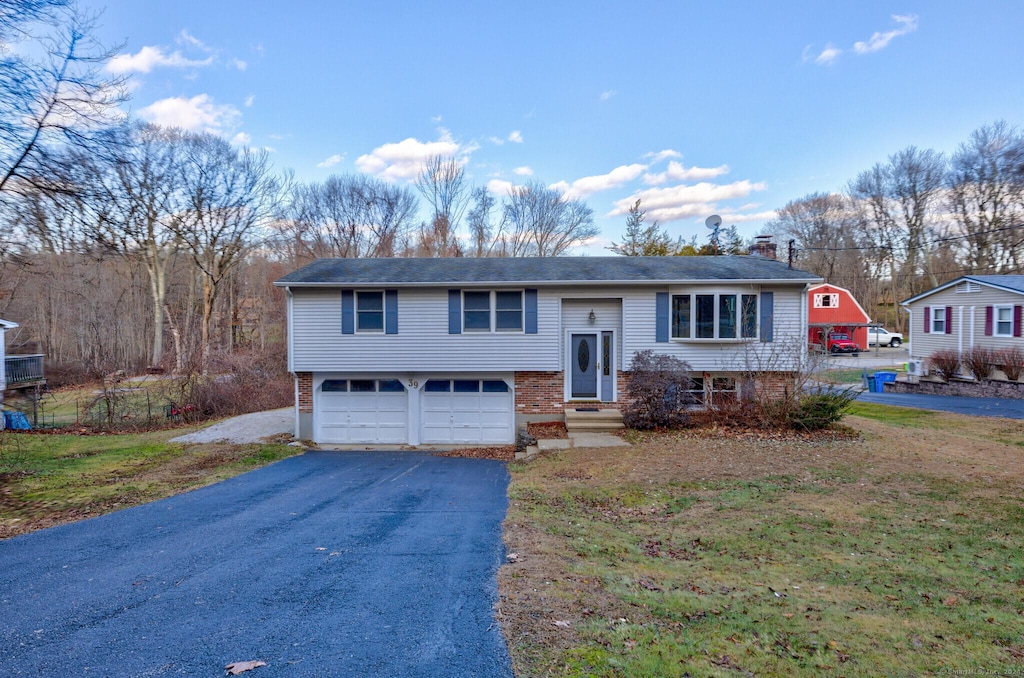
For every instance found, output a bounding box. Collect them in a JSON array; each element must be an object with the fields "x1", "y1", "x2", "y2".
[{"x1": 607, "y1": 200, "x2": 677, "y2": 256}]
